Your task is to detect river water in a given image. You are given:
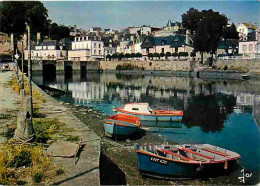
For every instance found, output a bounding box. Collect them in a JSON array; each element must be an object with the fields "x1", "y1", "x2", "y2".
[{"x1": 33, "y1": 71, "x2": 260, "y2": 173}]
